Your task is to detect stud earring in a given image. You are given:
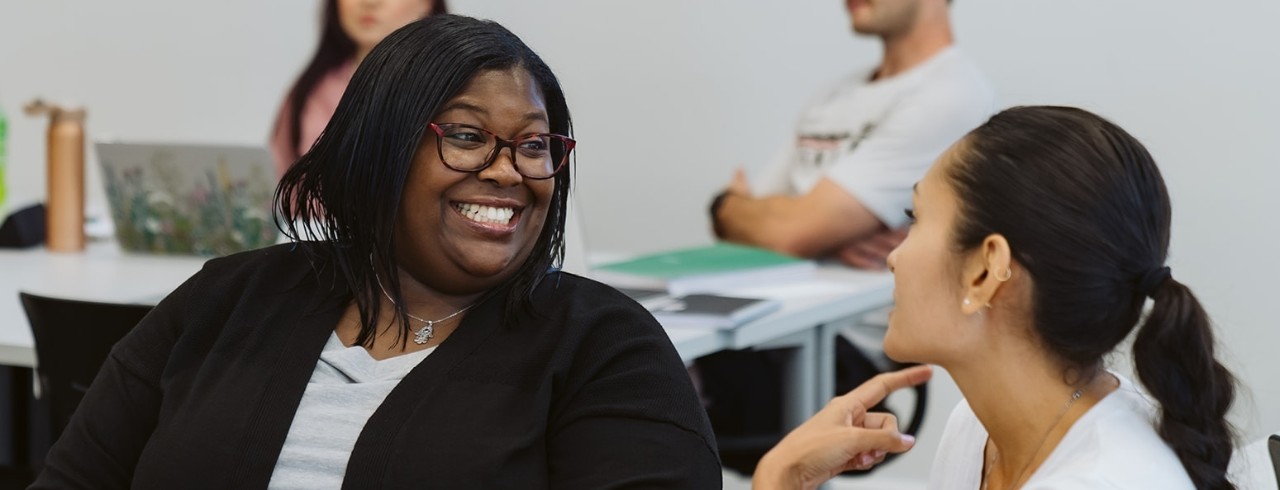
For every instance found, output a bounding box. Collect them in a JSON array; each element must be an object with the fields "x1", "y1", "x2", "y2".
[
  {"x1": 962, "y1": 298, "x2": 972, "y2": 306},
  {"x1": 996, "y1": 269, "x2": 1012, "y2": 282}
]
